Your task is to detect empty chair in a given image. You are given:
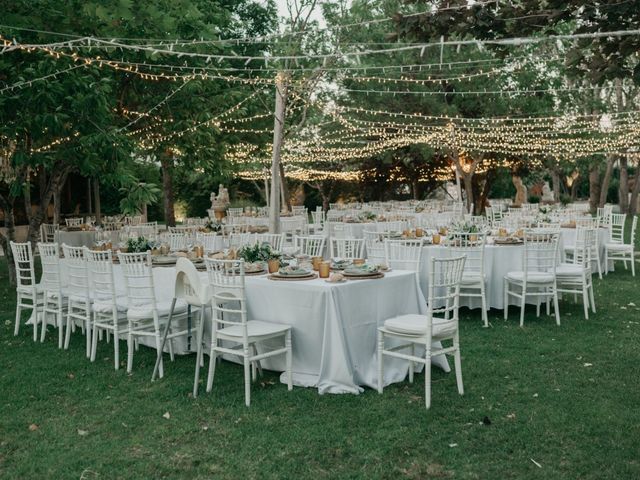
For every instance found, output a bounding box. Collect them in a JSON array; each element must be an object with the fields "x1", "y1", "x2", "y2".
[
  {"x1": 293, "y1": 235, "x2": 326, "y2": 257},
  {"x1": 384, "y1": 238, "x2": 425, "y2": 282},
  {"x1": 166, "y1": 233, "x2": 187, "y2": 252},
  {"x1": 205, "y1": 258, "x2": 292, "y2": 406},
  {"x1": 364, "y1": 230, "x2": 385, "y2": 263},
  {"x1": 85, "y1": 248, "x2": 129, "y2": 370},
  {"x1": 309, "y1": 208, "x2": 325, "y2": 234},
  {"x1": 117, "y1": 252, "x2": 188, "y2": 378},
  {"x1": 377, "y1": 256, "x2": 466, "y2": 409},
  {"x1": 605, "y1": 214, "x2": 637, "y2": 276},
  {"x1": 62, "y1": 245, "x2": 92, "y2": 357},
  {"x1": 153, "y1": 258, "x2": 212, "y2": 397},
  {"x1": 227, "y1": 207, "x2": 244, "y2": 218},
  {"x1": 556, "y1": 228, "x2": 596, "y2": 319},
  {"x1": 228, "y1": 232, "x2": 252, "y2": 250},
  {"x1": 196, "y1": 232, "x2": 222, "y2": 254},
  {"x1": 330, "y1": 237, "x2": 365, "y2": 260},
  {"x1": 445, "y1": 232, "x2": 489, "y2": 327},
  {"x1": 375, "y1": 220, "x2": 405, "y2": 233},
  {"x1": 38, "y1": 242, "x2": 66, "y2": 348},
  {"x1": 569, "y1": 216, "x2": 602, "y2": 278},
  {"x1": 10, "y1": 241, "x2": 43, "y2": 341},
  {"x1": 40, "y1": 223, "x2": 58, "y2": 243},
  {"x1": 281, "y1": 216, "x2": 308, "y2": 240},
  {"x1": 65, "y1": 217, "x2": 84, "y2": 227},
  {"x1": 504, "y1": 231, "x2": 560, "y2": 326},
  {"x1": 253, "y1": 233, "x2": 284, "y2": 251}
]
